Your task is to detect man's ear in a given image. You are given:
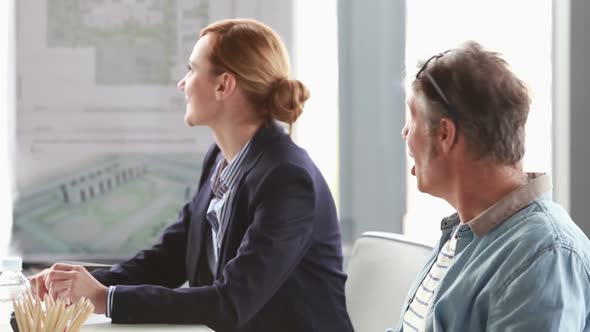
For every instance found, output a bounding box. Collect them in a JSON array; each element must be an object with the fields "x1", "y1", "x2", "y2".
[
  {"x1": 438, "y1": 118, "x2": 457, "y2": 153},
  {"x1": 215, "y1": 72, "x2": 237, "y2": 100}
]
